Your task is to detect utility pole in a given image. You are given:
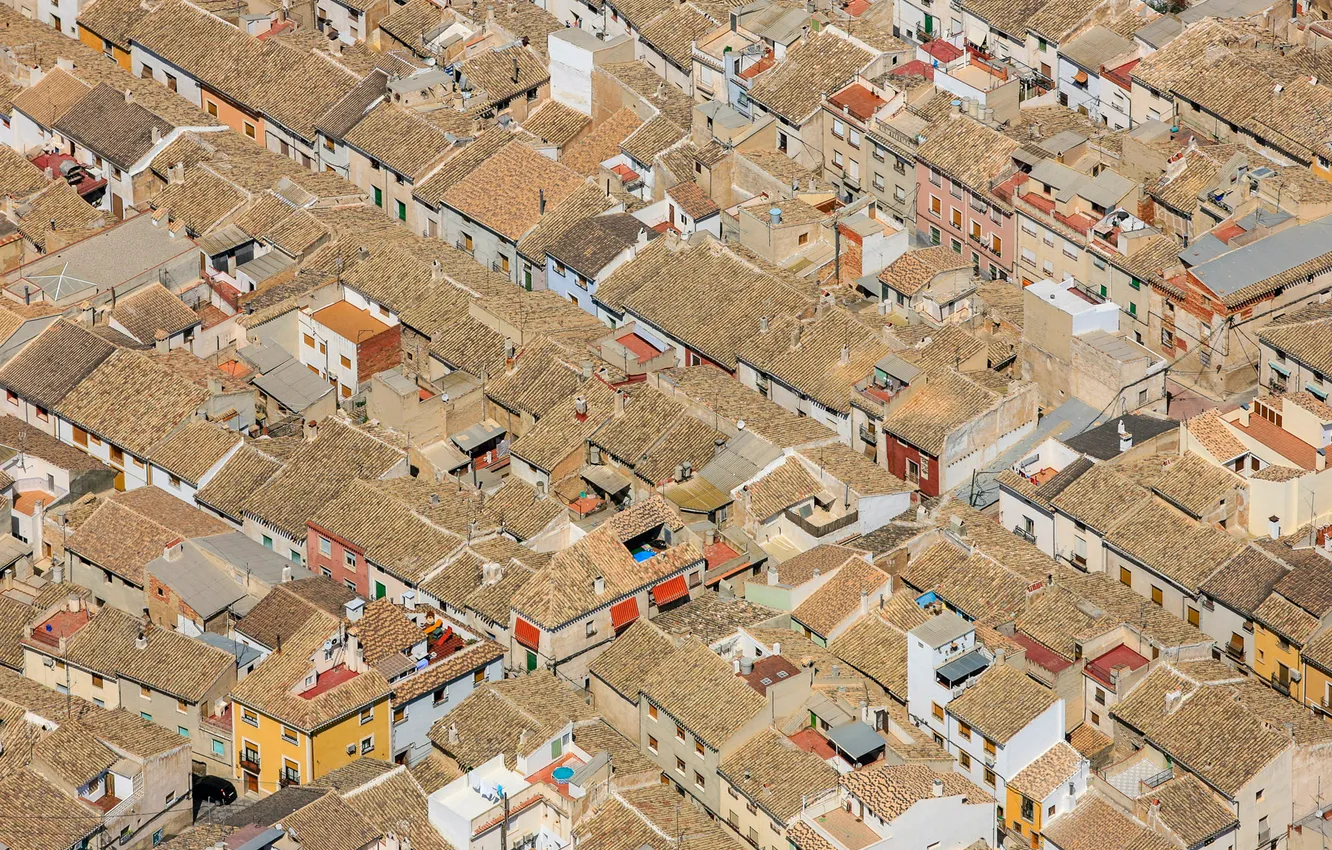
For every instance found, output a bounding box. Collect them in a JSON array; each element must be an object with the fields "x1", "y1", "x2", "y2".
[{"x1": 499, "y1": 790, "x2": 510, "y2": 850}]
